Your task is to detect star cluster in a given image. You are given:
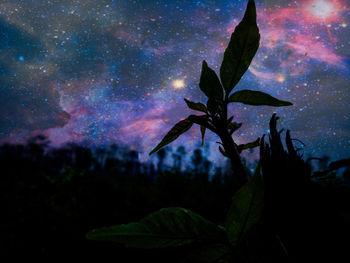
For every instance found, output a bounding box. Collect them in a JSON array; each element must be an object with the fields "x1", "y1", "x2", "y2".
[{"x1": 0, "y1": 0, "x2": 349, "y2": 163}]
